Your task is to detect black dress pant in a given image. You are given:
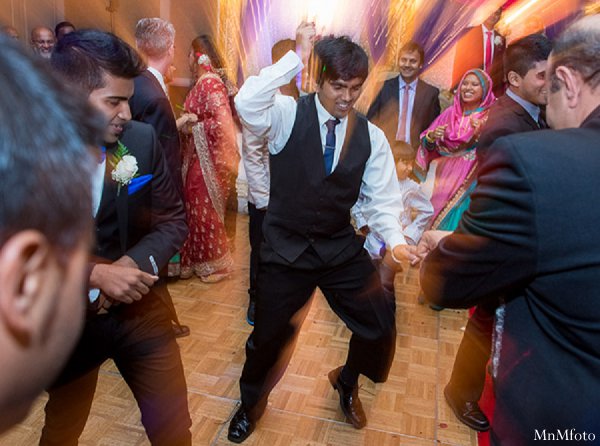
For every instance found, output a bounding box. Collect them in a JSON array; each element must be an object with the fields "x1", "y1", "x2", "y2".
[
  {"x1": 40, "y1": 296, "x2": 191, "y2": 446},
  {"x1": 247, "y1": 202, "x2": 267, "y2": 301},
  {"x1": 239, "y1": 242, "x2": 397, "y2": 420},
  {"x1": 447, "y1": 299, "x2": 497, "y2": 402}
]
